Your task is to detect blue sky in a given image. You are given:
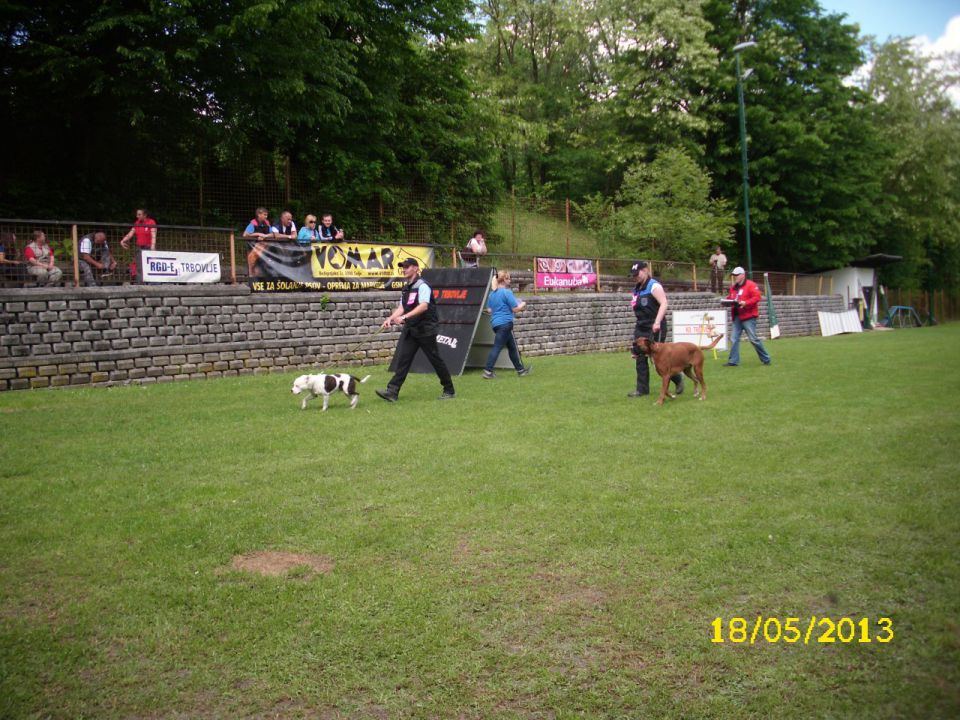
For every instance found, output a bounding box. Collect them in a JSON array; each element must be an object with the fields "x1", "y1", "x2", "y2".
[{"x1": 819, "y1": 0, "x2": 959, "y2": 42}]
